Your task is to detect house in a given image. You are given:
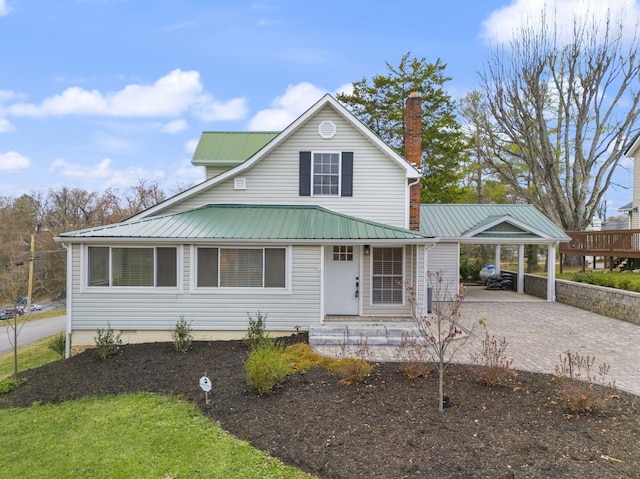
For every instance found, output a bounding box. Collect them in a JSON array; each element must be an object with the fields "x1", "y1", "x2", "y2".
[
  {"x1": 56, "y1": 93, "x2": 567, "y2": 353},
  {"x1": 620, "y1": 133, "x2": 640, "y2": 228}
]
